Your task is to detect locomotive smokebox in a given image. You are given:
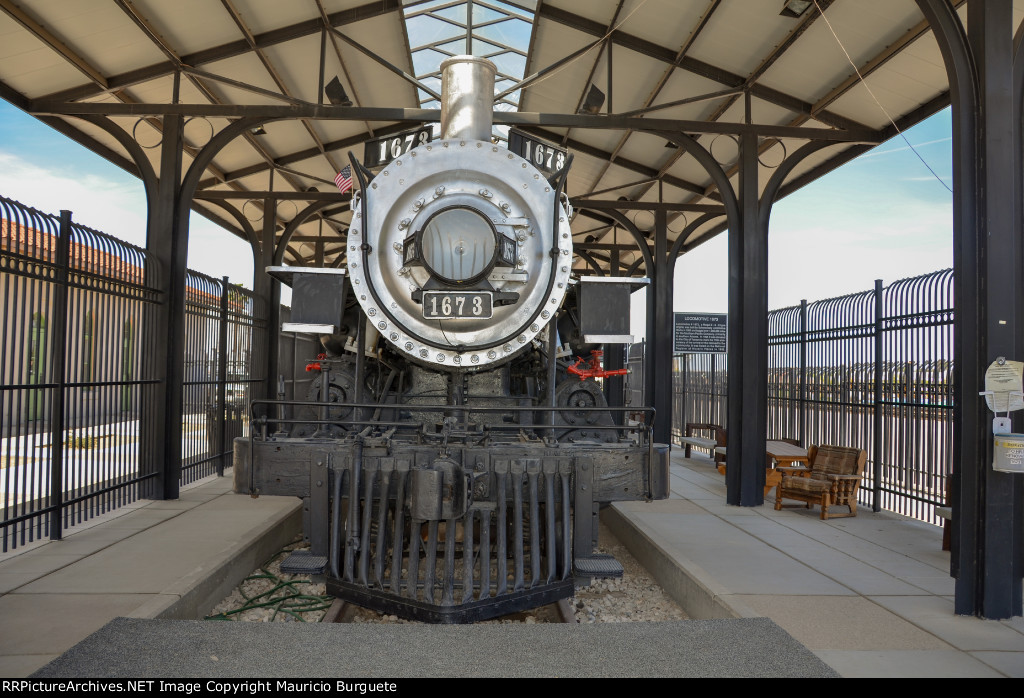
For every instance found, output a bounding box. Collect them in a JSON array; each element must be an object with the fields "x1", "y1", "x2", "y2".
[{"x1": 440, "y1": 55, "x2": 496, "y2": 141}]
